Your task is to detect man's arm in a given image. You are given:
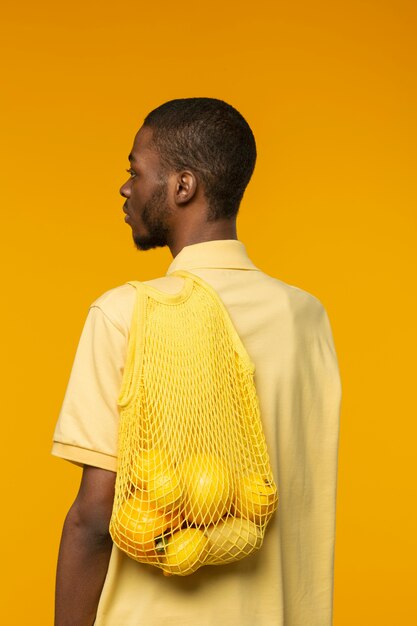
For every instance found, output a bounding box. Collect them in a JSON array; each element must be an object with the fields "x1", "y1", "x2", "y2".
[{"x1": 55, "y1": 465, "x2": 116, "y2": 626}]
